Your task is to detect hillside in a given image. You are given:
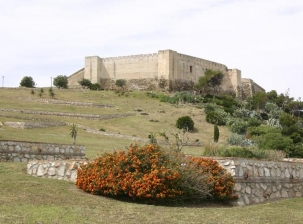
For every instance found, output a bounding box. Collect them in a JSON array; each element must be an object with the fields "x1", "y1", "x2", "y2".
[{"x1": 0, "y1": 88, "x2": 230, "y2": 158}]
